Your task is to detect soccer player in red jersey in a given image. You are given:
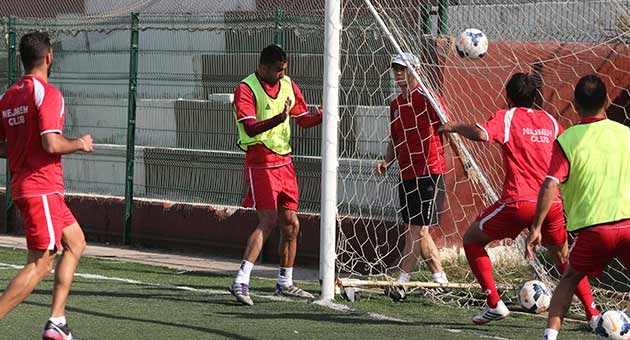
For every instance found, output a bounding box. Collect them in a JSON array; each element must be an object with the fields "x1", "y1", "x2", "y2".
[
  {"x1": 0, "y1": 32, "x2": 93, "y2": 340},
  {"x1": 440, "y1": 72, "x2": 598, "y2": 325},
  {"x1": 228, "y1": 45, "x2": 322, "y2": 306},
  {"x1": 376, "y1": 52, "x2": 449, "y2": 301},
  {"x1": 526, "y1": 75, "x2": 630, "y2": 340}
]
